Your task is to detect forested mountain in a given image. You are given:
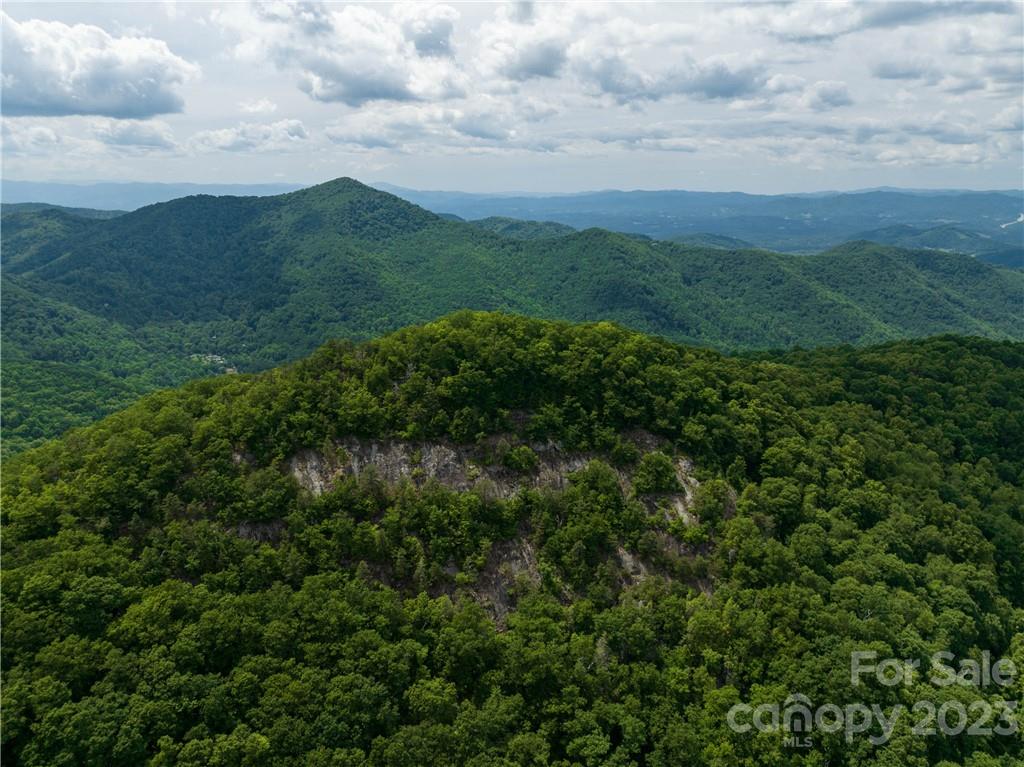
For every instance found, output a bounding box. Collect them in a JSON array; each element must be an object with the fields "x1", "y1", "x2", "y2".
[
  {"x1": 467, "y1": 217, "x2": 576, "y2": 240},
  {"x1": 377, "y1": 183, "x2": 1024, "y2": 251},
  {"x1": 669, "y1": 232, "x2": 757, "y2": 250},
  {"x1": 852, "y1": 224, "x2": 1024, "y2": 269},
  {"x1": 3, "y1": 312, "x2": 1023, "y2": 766},
  {"x1": 1, "y1": 202, "x2": 127, "y2": 220},
  {"x1": 4, "y1": 177, "x2": 1023, "y2": 454}
]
